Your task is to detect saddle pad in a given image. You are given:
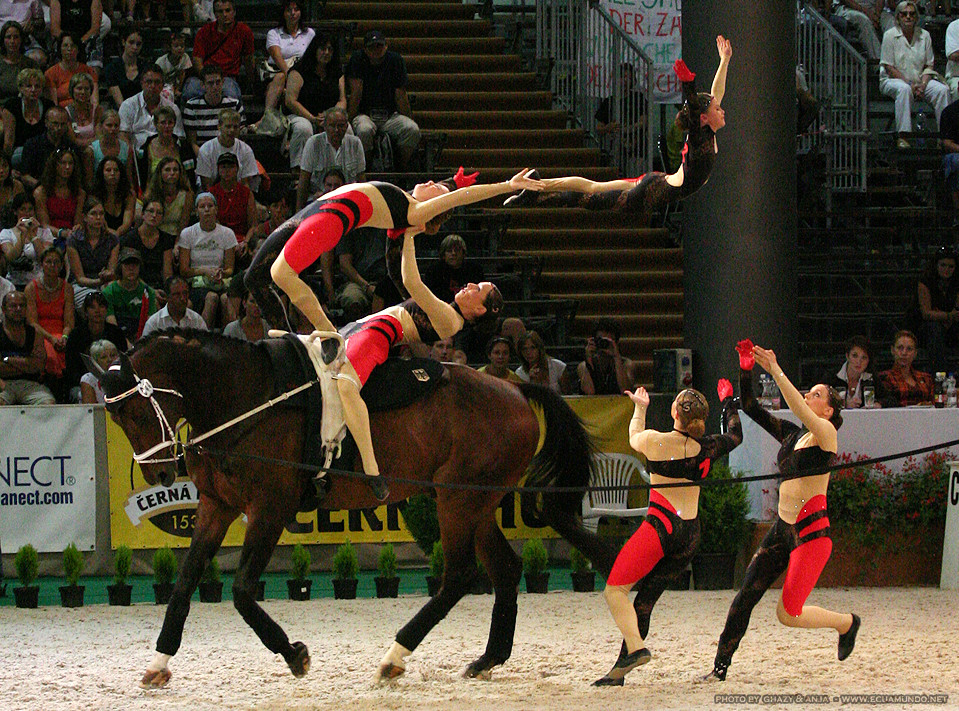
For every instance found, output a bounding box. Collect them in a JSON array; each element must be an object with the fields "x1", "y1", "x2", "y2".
[{"x1": 362, "y1": 355, "x2": 447, "y2": 413}]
